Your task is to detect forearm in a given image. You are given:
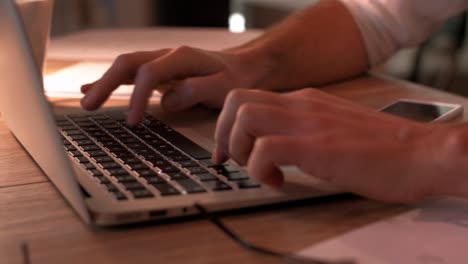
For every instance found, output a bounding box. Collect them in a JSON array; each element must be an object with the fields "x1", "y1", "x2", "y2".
[{"x1": 229, "y1": 0, "x2": 369, "y2": 90}]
